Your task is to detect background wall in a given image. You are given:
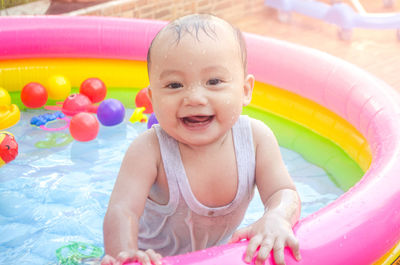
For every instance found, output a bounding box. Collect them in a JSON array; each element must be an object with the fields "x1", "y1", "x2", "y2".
[{"x1": 71, "y1": 0, "x2": 265, "y2": 24}]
